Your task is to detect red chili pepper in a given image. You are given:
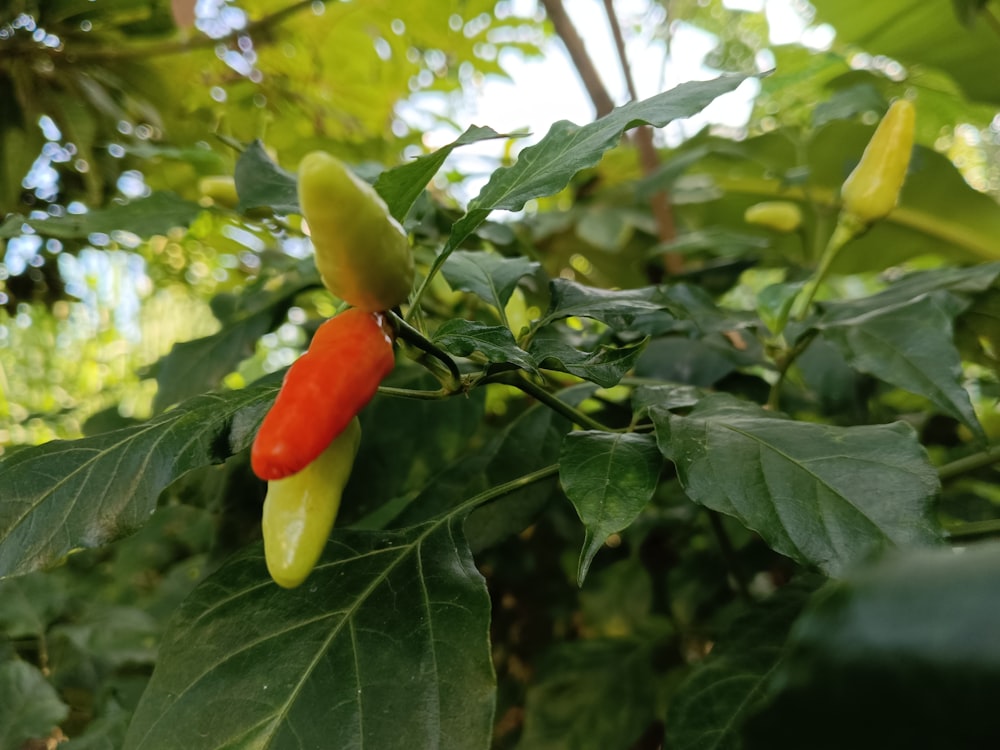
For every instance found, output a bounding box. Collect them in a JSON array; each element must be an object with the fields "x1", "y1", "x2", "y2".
[{"x1": 251, "y1": 308, "x2": 395, "y2": 481}]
